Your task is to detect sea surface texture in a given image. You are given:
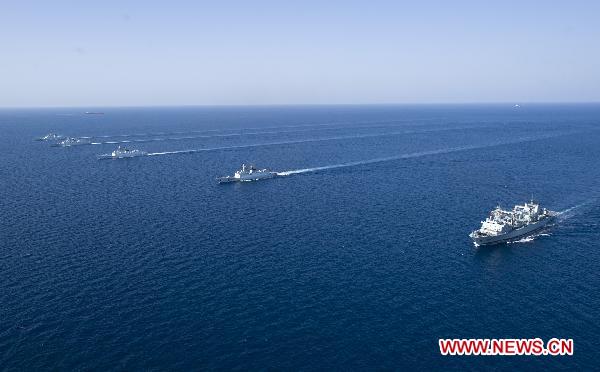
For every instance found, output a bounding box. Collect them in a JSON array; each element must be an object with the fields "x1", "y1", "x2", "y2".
[{"x1": 0, "y1": 105, "x2": 599, "y2": 370}]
